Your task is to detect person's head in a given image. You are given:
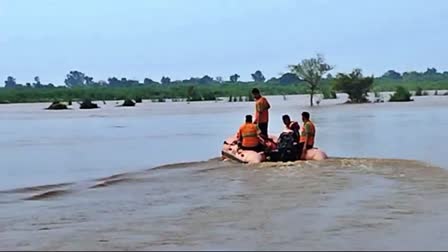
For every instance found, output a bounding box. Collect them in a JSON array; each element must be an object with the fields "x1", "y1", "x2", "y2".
[
  {"x1": 251, "y1": 88, "x2": 261, "y2": 100},
  {"x1": 245, "y1": 114, "x2": 253, "y2": 123},
  {"x1": 282, "y1": 114, "x2": 291, "y2": 126},
  {"x1": 302, "y1": 111, "x2": 310, "y2": 122}
]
